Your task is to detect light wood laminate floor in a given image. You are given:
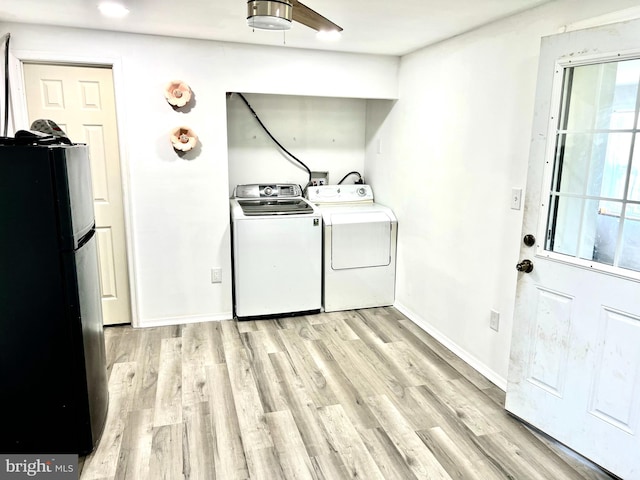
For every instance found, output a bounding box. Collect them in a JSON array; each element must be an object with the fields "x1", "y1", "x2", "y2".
[{"x1": 80, "y1": 307, "x2": 614, "y2": 479}]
